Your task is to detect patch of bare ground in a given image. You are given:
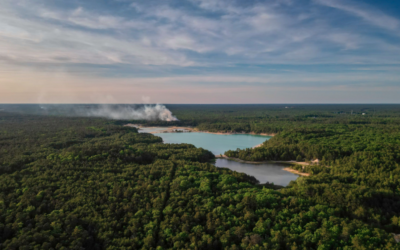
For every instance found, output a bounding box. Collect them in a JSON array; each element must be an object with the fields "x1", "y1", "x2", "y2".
[{"x1": 282, "y1": 167, "x2": 310, "y2": 177}]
